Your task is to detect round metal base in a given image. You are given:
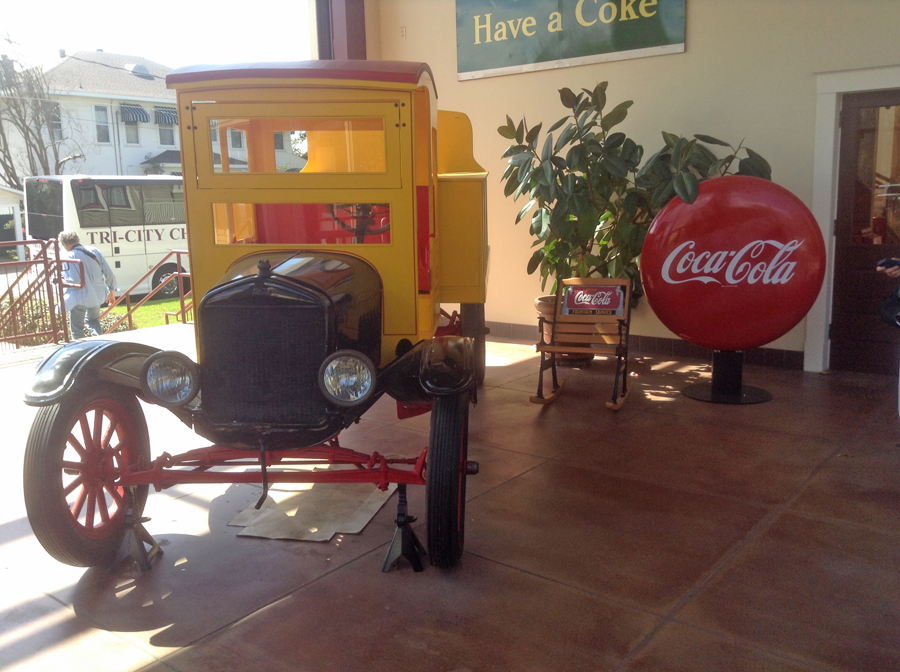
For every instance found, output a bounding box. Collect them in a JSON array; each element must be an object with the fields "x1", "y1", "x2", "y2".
[{"x1": 682, "y1": 382, "x2": 772, "y2": 405}]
